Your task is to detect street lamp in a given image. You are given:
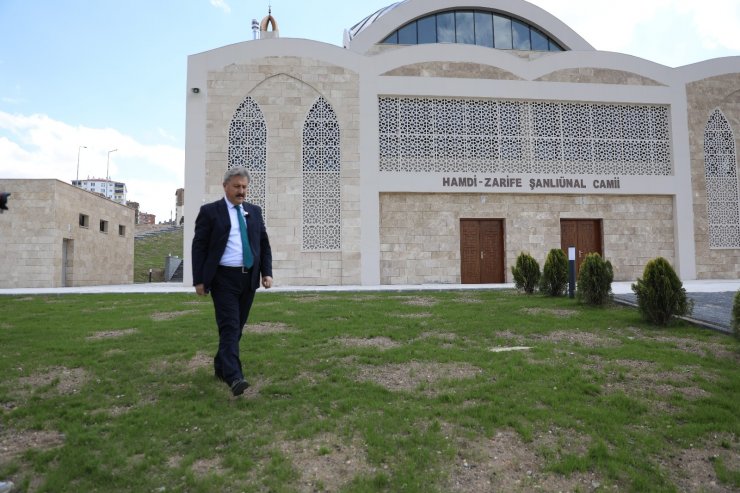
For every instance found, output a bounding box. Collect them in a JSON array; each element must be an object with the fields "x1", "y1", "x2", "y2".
[
  {"x1": 106, "y1": 148, "x2": 118, "y2": 181},
  {"x1": 76, "y1": 145, "x2": 87, "y2": 185}
]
